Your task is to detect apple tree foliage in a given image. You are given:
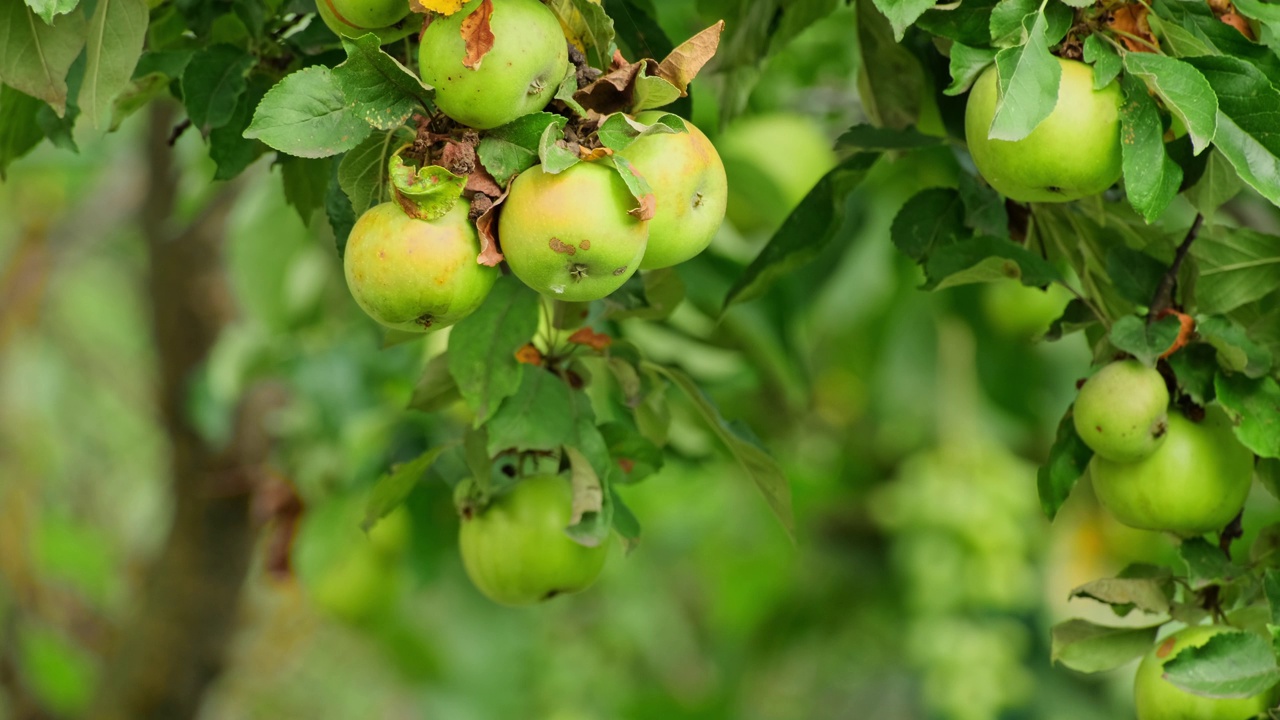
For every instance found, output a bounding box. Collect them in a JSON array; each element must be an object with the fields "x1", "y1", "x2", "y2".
[{"x1": 2, "y1": 0, "x2": 1280, "y2": 697}]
